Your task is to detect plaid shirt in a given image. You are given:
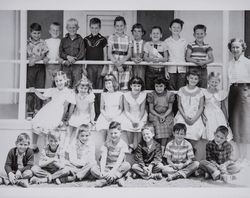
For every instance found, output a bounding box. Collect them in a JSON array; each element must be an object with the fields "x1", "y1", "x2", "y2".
[
  {"x1": 164, "y1": 139, "x2": 194, "y2": 164},
  {"x1": 27, "y1": 37, "x2": 49, "y2": 59},
  {"x1": 206, "y1": 140, "x2": 232, "y2": 165}
]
